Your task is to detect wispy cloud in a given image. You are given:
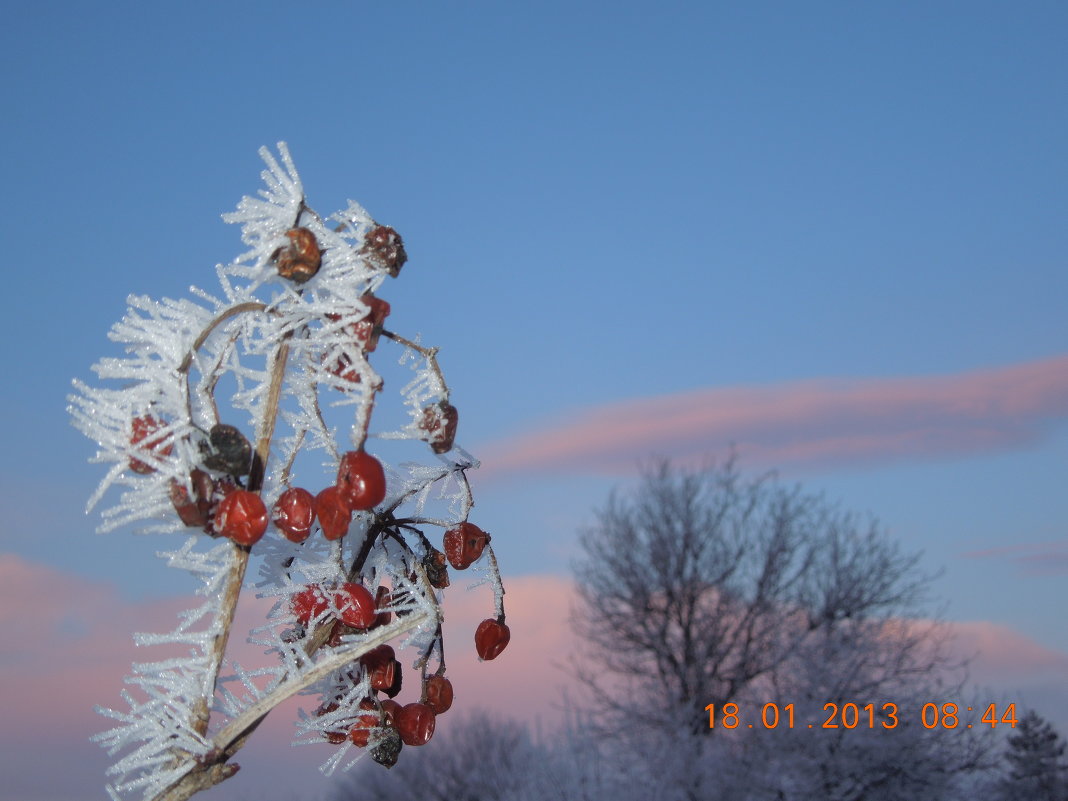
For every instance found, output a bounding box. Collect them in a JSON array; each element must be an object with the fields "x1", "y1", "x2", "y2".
[
  {"x1": 477, "y1": 354, "x2": 1068, "y2": 476},
  {"x1": 961, "y1": 540, "x2": 1068, "y2": 576}
]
